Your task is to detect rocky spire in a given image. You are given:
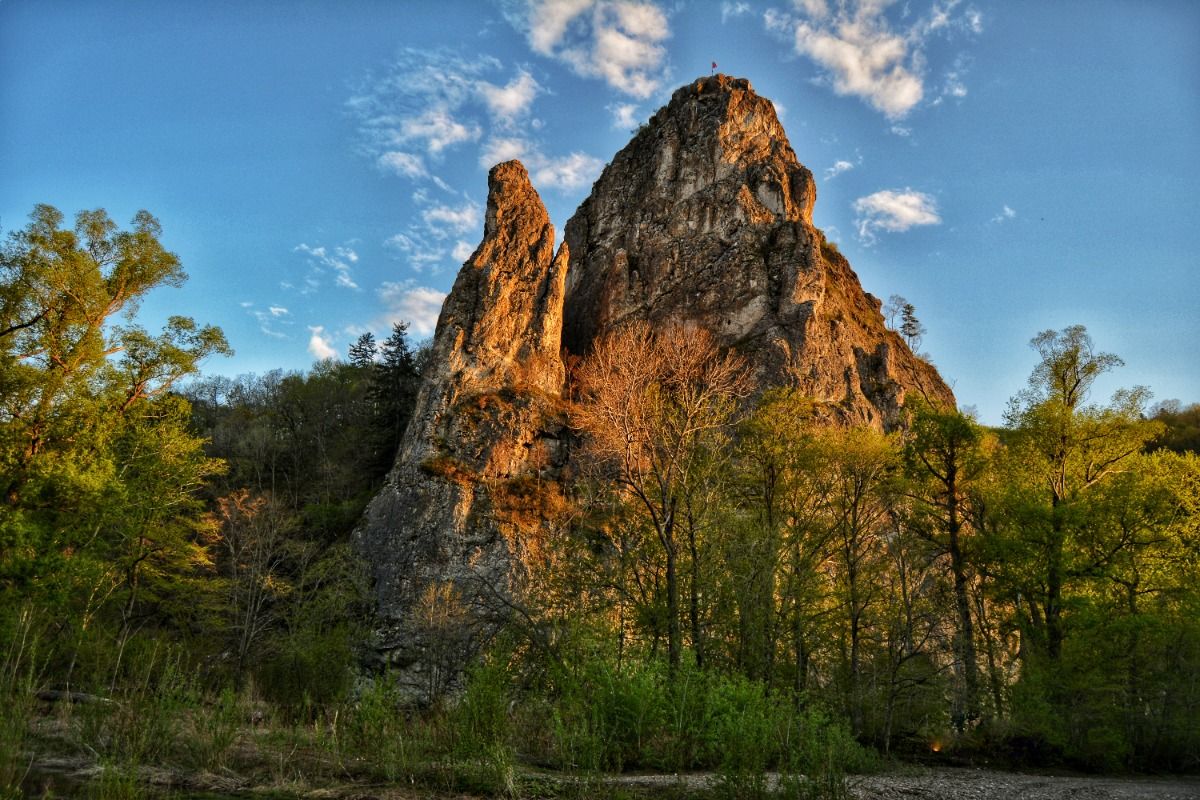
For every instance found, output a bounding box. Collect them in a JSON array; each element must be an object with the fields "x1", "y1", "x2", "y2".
[
  {"x1": 355, "y1": 161, "x2": 568, "y2": 699},
  {"x1": 562, "y1": 74, "x2": 953, "y2": 427}
]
